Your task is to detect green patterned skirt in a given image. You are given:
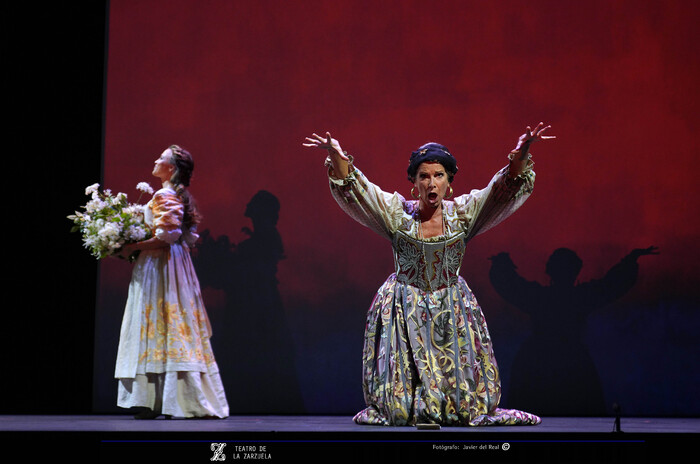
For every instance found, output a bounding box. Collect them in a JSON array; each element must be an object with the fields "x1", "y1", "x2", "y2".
[{"x1": 353, "y1": 273, "x2": 541, "y2": 426}]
